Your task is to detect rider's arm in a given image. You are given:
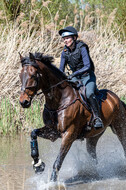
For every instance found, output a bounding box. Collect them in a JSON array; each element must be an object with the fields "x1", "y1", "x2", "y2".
[
  {"x1": 71, "y1": 46, "x2": 91, "y2": 77},
  {"x1": 59, "y1": 51, "x2": 66, "y2": 72}
]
